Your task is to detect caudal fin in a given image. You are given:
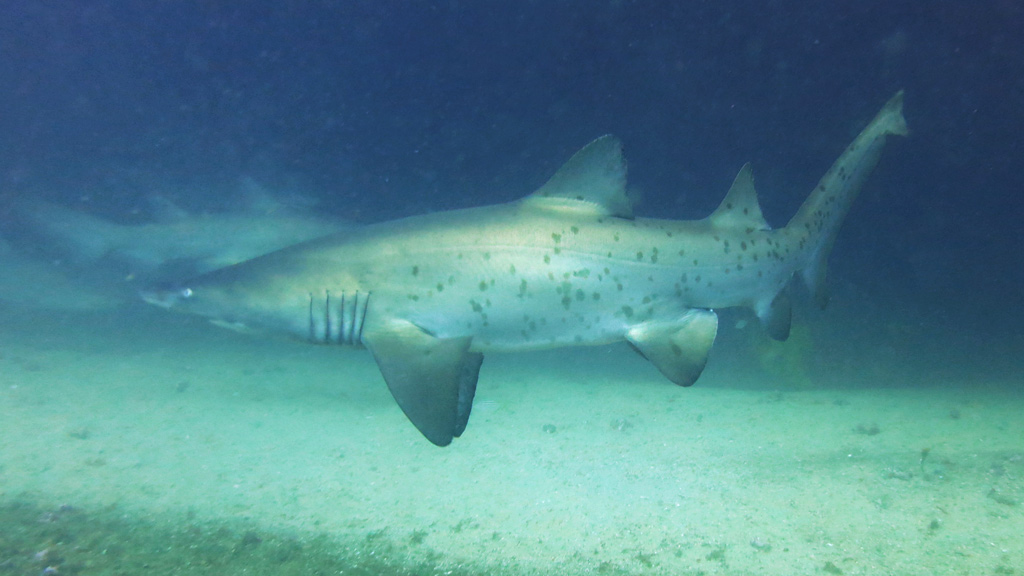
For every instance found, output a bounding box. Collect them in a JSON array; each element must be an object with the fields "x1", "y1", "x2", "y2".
[
  {"x1": 787, "y1": 90, "x2": 908, "y2": 307},
  {"x1": 15, "y1": 201, "x2": 121, "y2": 262}
]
